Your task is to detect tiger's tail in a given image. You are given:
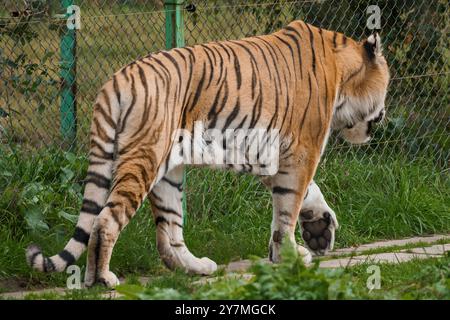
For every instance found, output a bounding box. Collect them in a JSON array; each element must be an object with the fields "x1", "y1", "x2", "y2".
[{"x1": 26, "y1": 78, "x2": 122, "y2": 272}]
